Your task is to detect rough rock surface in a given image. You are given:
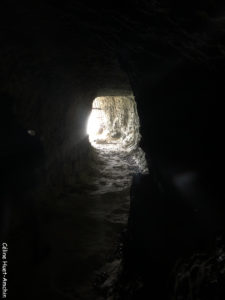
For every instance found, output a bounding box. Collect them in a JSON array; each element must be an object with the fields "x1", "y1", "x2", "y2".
[{"x1": 89, "y1": 96, "x2": 140, "y2": 152}]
